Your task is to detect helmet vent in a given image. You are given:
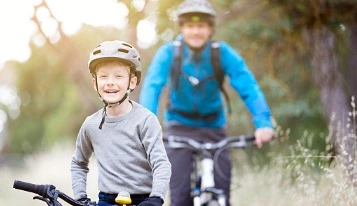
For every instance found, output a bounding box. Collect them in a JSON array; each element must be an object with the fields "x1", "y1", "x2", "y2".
[
  {"x1": 88, "y1": 40, "x2": 141, "y2": 74},
  {"x1": 93, "y1": 50, "x2": 101, "y2": 55},
  {"x1": 118, "y1": 49, "x2": 129, "y2": 53},
  {"x1": 123, "y1": 43, "x2": 133, "y2": 48}
]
